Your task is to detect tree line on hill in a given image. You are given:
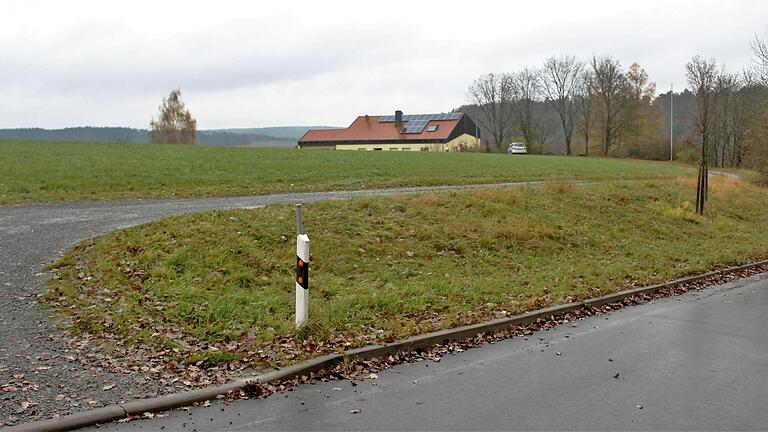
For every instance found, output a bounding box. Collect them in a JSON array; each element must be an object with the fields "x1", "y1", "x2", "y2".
[
  {"x1": 0, "y1": 90, "x2": 301, "y2": 147},
  {"x1": 0, "y1": 126, "x2": 148, "y2": 143},
  {"x1": 0, "y1": 126, "x2": 296, "y2": 147},
  {"x1": 459, "y1": 30, "x2": 768, "y2": 185}
]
